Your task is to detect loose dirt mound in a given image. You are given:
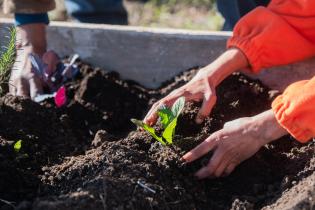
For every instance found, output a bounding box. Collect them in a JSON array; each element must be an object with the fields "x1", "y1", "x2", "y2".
[{"x1": 0, "y1": 63, "x2": 314, "y2": 210}]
